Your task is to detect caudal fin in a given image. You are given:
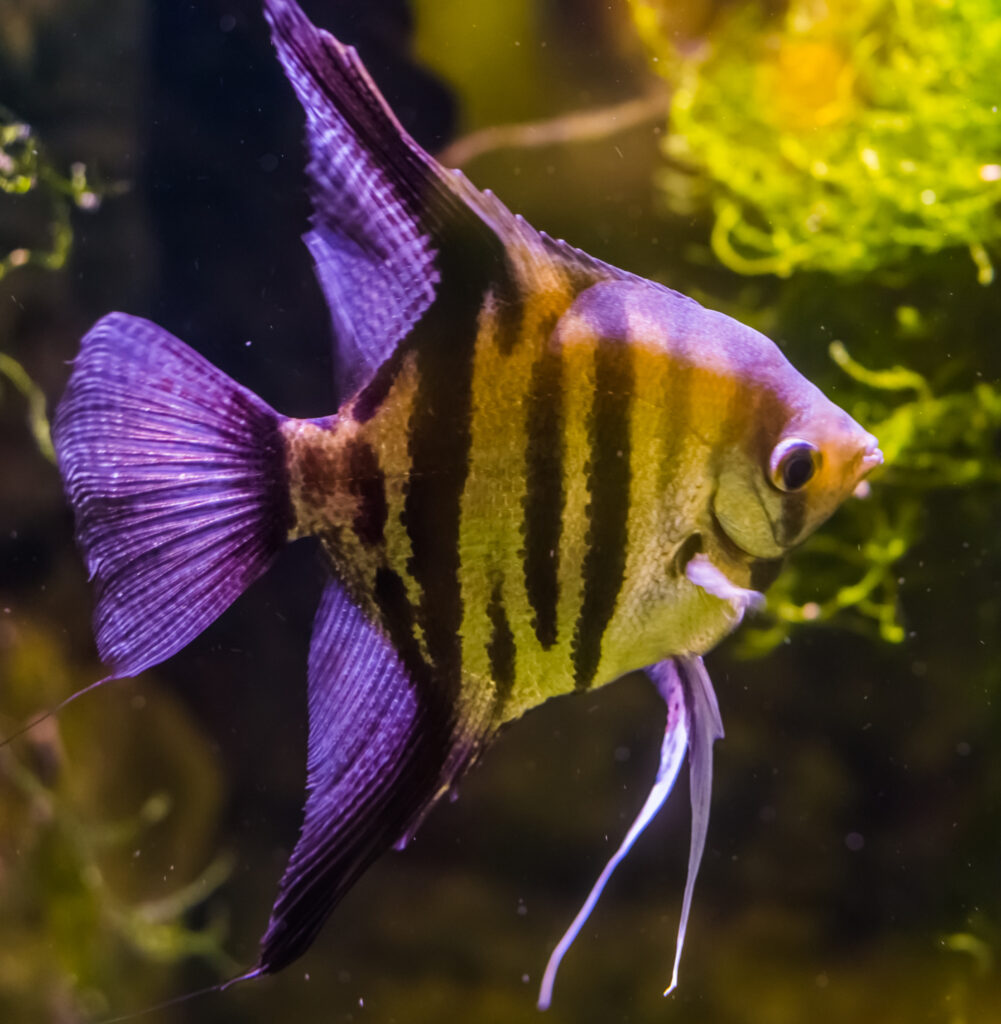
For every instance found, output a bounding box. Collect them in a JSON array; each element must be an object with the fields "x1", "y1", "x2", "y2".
[{"x1": 53, "y1": 313, "x2": 291, "y2": 679}]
